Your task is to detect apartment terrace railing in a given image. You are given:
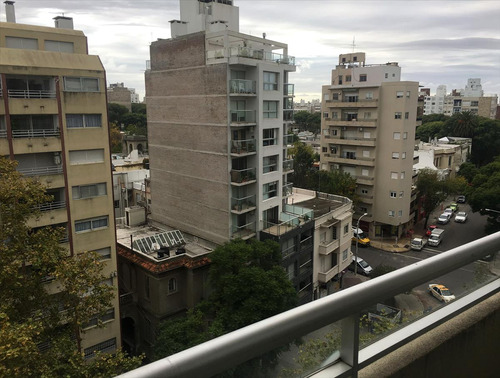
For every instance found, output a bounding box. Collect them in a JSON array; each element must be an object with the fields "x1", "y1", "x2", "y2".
[
  {"x1": 230, "y1": 167, "x2": 256, "y2": 184},
  {"x1": 0, "y1": 130, "x2": 7, "y2": 138},
  {"x1": 18, "y1": 165, "x2": 63, "y2": 176},
  {"x1": 282, "y1": 181, "x2": 293, "y2": 197},
  {"x1": 118, "y1": 232, "x2": 500, "y2": 378},
  {"x1": 7, "y1": 89, "x2": 56, "y2": 99},
  {"x1": 227, "y1": 46, "x2": 296, "y2": 65},
  {"x1": 283, "y1": 134, "x2": 295, "y2": 146},
  {"x1": 231, "y1": 221, "x2": 256, "y2": 240},
  {"x1": 283, "y1": 159, "x2": 293, "y2": 172},
  {"x1": 283, "y1": 83, "x2": 294, "y2": 96},
  {"x1": 230, "y1": 194, "x2": 256, "y2": 214},
  {"x1": 230, "y1": 138, "x2": 256, "y2": 154},
  {"x1": 229, "y1": 79, "x2": 256, "y2": 94},
  {"x1": 35, "y1": 200, "x2": 66, "y2": 212},
  {"x1": 229, "y1": 109, "x2": 256, "y2": 124},
  {"x1": 12, "y1": 129, "x2": 60, "y2": 138}
]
